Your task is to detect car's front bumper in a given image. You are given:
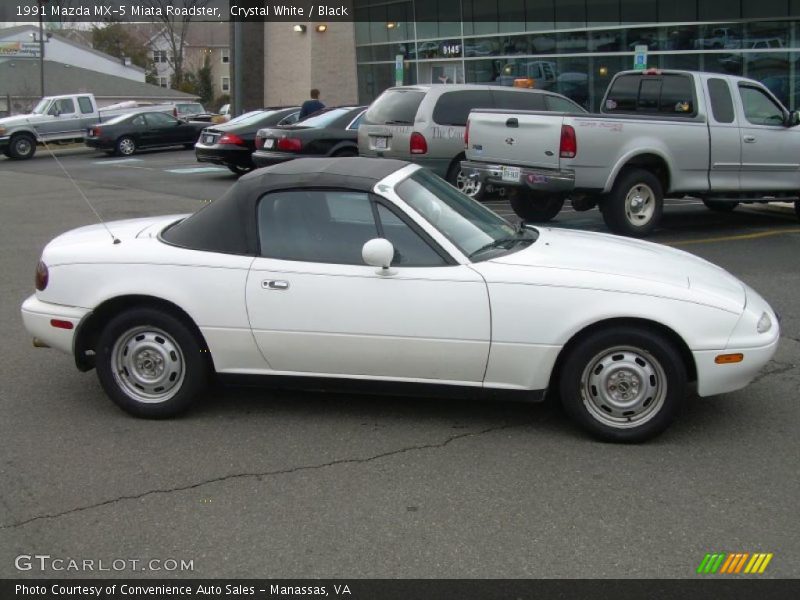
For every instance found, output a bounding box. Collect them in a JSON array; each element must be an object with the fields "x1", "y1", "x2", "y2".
[
  {"x1": 251, "y1": 149, "x2": 297, "y2": 168},
  {"x1": 0, "y1": 135, "x2": 11, "y2": 151},
  {"x1": 461, "y1": 160, "x2": 575, "y2": 194},
  {"x1": 21, "y1": 295, "x2": 90, "y2": 354},
  {"x1": 195, "y1": 143, "x2": 252, "y2": 167}
]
